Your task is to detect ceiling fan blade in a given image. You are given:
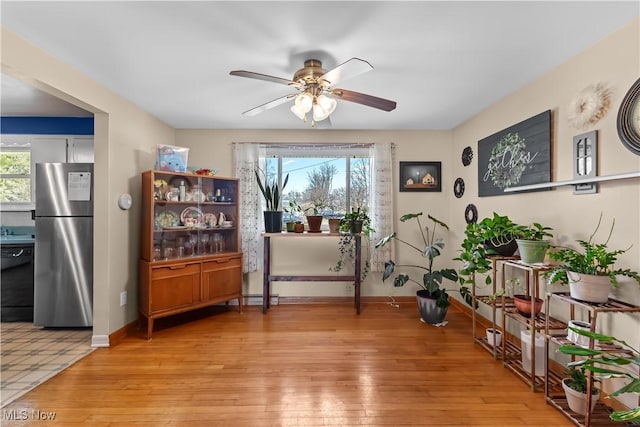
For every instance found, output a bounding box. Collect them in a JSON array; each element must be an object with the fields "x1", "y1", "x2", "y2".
[
  {"x1": 330, "y1": 88, "x2": 397, "y2": 112},
  {"x1": 241, "y1": 93, "x2": 297, "y2": 116},
  {"x1": 319, "y1": 58, "x2": 373, "y2": 87},
  {"x1": 230, "y1": 70, "x2": 300, "y2": 87}
]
